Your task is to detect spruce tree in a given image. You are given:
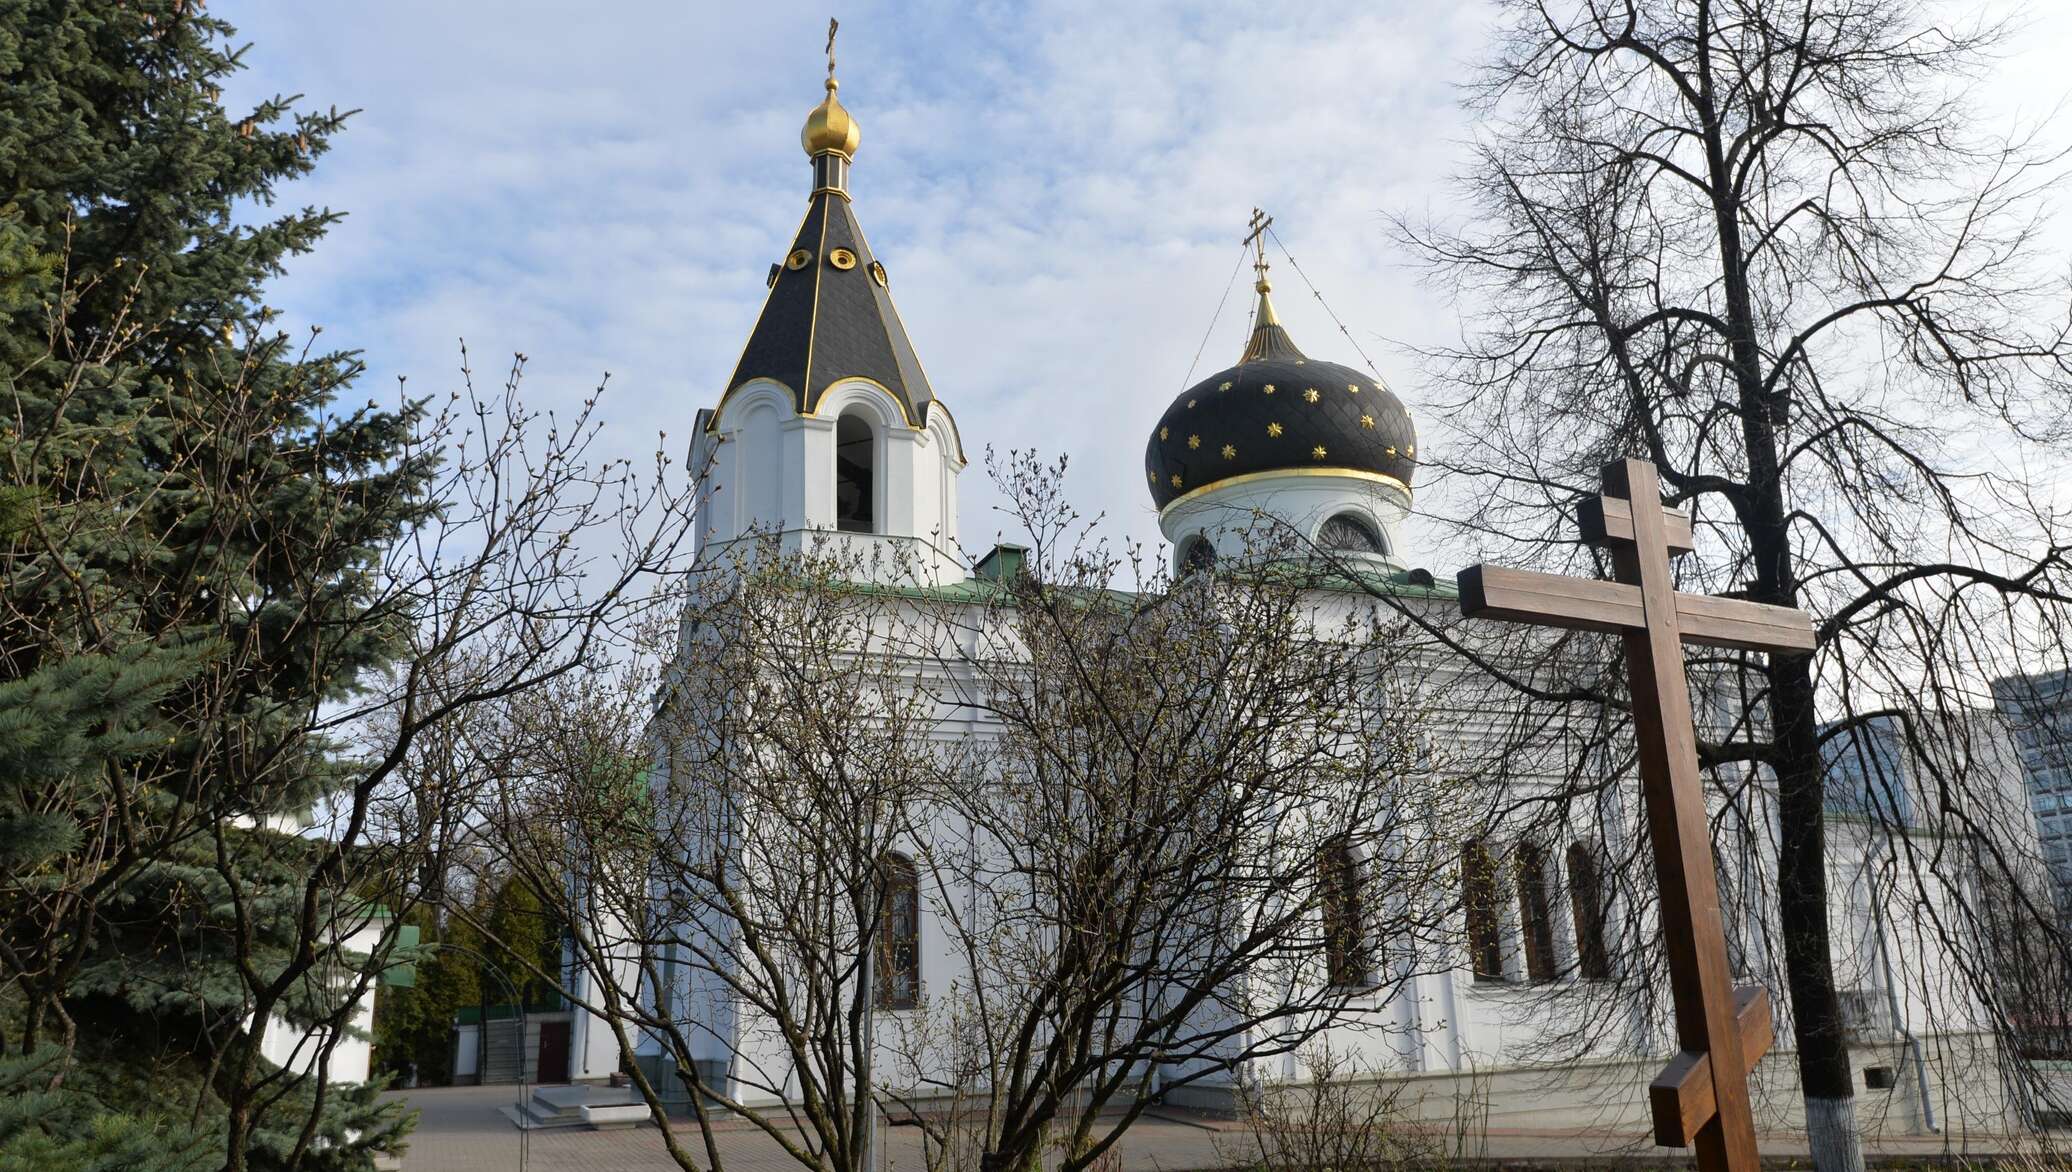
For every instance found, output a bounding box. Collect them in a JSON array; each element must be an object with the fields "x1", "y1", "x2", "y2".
[{"x1": 0, "y1": 3, "x2": 431, "y2": 1167}]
